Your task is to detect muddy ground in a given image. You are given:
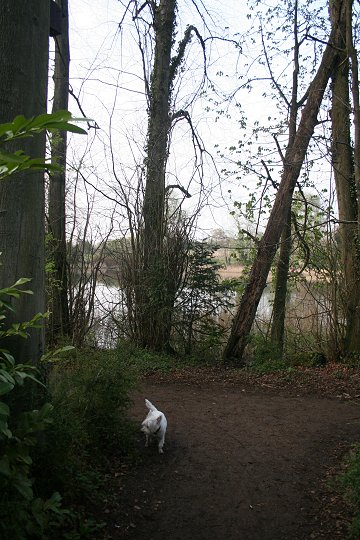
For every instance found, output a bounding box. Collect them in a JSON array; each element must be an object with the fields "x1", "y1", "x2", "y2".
[{"x1": 100, "y1": 369, "x2": 360, "y2": 540}]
